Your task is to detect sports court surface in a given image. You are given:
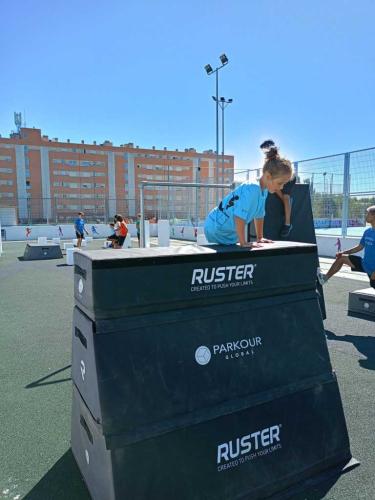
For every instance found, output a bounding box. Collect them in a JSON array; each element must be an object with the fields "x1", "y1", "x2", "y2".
[
  {"x1": 316, "y1": 227, "x2": 366, "y2": 237},
  {"x1": 0, "y1": 240, "x2": 374, "y2": 500}
]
